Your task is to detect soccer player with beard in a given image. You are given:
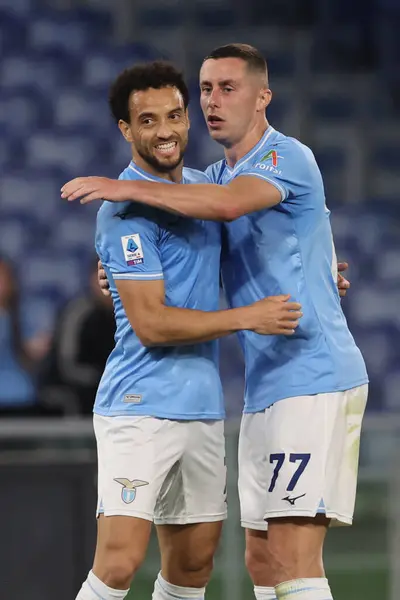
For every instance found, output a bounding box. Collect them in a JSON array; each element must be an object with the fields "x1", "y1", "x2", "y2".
[
  {"x1": 63, "y1": 46, "x2": 368, "y2": 600},
  {"x1": 72, "y1": 61, "x2": 302, "y2": 600}
]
